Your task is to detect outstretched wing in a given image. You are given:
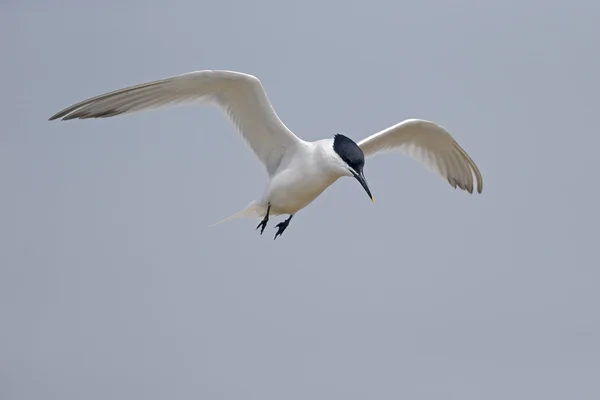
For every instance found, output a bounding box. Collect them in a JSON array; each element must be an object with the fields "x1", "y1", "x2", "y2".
[
  {"x1": 358, "y1": 119, "x2": 483, "y2": 194},
  {"x1": 49, "y1": 70, "x2": 303, "y2": 175}
]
